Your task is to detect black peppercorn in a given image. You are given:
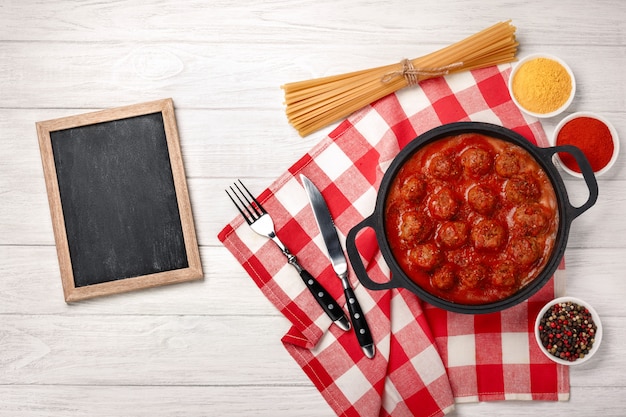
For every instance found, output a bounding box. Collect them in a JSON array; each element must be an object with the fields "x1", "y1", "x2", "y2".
[{"x1": 537, "y1": 301, "x2": 597, "y2": 362}]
